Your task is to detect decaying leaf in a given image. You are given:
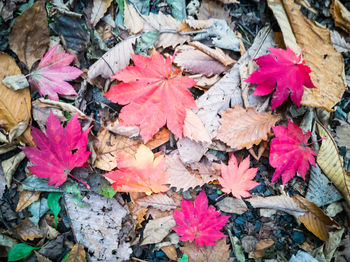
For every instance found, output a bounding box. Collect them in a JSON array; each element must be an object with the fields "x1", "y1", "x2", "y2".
[
  {"x1": 180, "y1": 238, "x2": 232, "y2": 262},
  {"x1": 88, "y1": 37, "x2": 137, "y2": 80},
  {"x1": 2, "y1": 151, "x2": 26, "y2": 187},
  {"x1": 183, "y1": 109, "x2": 211, "y2": 144},
  {"x1": 178, "y1": 19, "x2": 214, "y2": 32},
  {"x1": 190, "y1": 74, "x2": 221, "y2": 90},
  {"x1": 8, "y1": 1, "x2": 49, "y2": 68},
  {"x1": 198, "y1": 0, "x2": 233, "y2": 30},
  {"x1": 16, "y1": 190, "x2": 40, "y2": 212},
  {"x1": 331, "y1": 30, "x2": 350, "y2": 53},
  {"x1": 330, "y1": 0, "x2": 350, "y2": 35},
  {"x1": 317, "y1": 122, "x2": 350, "y2": 208},
  {"x1": 250, "y1": 239, "x2": 275, "y2": 258},
  {"x1": 91, "y1": 0, "x2": 113, "y2": 26},
  {"x1": 136, "y1": 193, "x2": 178, "y2": 211},
  {"x1": 216, "y1": 197, "x2": 248, "y2": 214},
  {"x1": 267, "y1": 0, "x2": 347, "y2": 111},
  {"x1": 124, "y1": 0, "x2": 144, "y2": 34},
  {"x1": 141, "y1": 215, "x2": 176, "y2": 245},
  {"x1": 173, "y1": 191, "x2": 229, "y2": 247},
  {"x1": 14, "y1": 217, "x2": 43, "y2": 241},
  {"x1": 104, "y1": 145, "x2": 169, "y2": 194},
  {"x1": 217, "y1": 105, "x2": 280, "y2": 150},
  {"x1": 66, "y1": 243, "x2": 86, "y2": 262},
  {"x1": 0, "y1": 53, "x2": 34, "y2": 146}
]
